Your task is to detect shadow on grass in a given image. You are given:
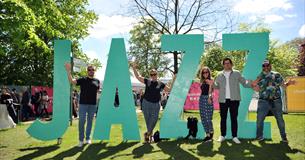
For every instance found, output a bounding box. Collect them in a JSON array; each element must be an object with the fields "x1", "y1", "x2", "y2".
[
  {"x1": 16, "y1": 145, "x2": 60, "y2": 160},
  {"x1": 45, "y1": 146, "x2": 84, "y2": 160},
  {"x1": 132, "y1": 143, "x2": 154, "y2": 158},
  {"x1": 76, "y1": 141, "x2": 138, "y2": 160},
  {"x1": 0, "y1": 145, "x2": 7, "y2": 149},
  {"x1": 217, "y1": 140, "x2": 304, "y2": 160},
  {"x1": 196, "y1": 141, "x2": 217, "y2": 157},
  {"x1": 15, "y1": 139, "x2": 305, "y2": 160},
  {"x1": 156, "y1": 138, "x2": 202, "y2": 160}
]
